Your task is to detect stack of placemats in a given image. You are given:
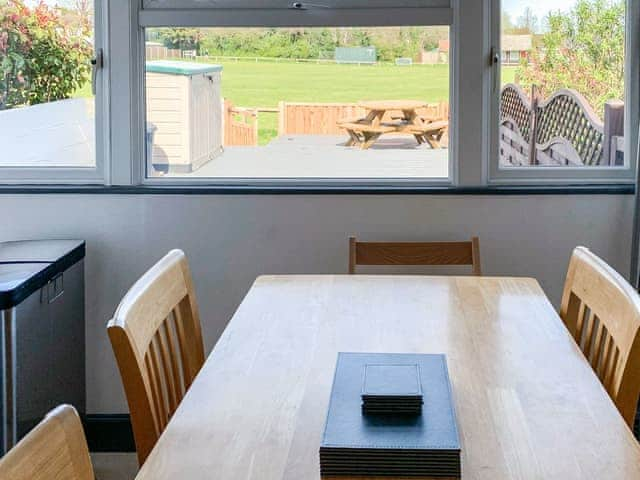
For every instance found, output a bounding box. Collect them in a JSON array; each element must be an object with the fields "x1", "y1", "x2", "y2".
[
  {"x1": 361, "y1": 363, "x2": 423, "y2": 415},
  {"x1": 320, "y1": 352, "x2": 461, "y2": 478}
]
